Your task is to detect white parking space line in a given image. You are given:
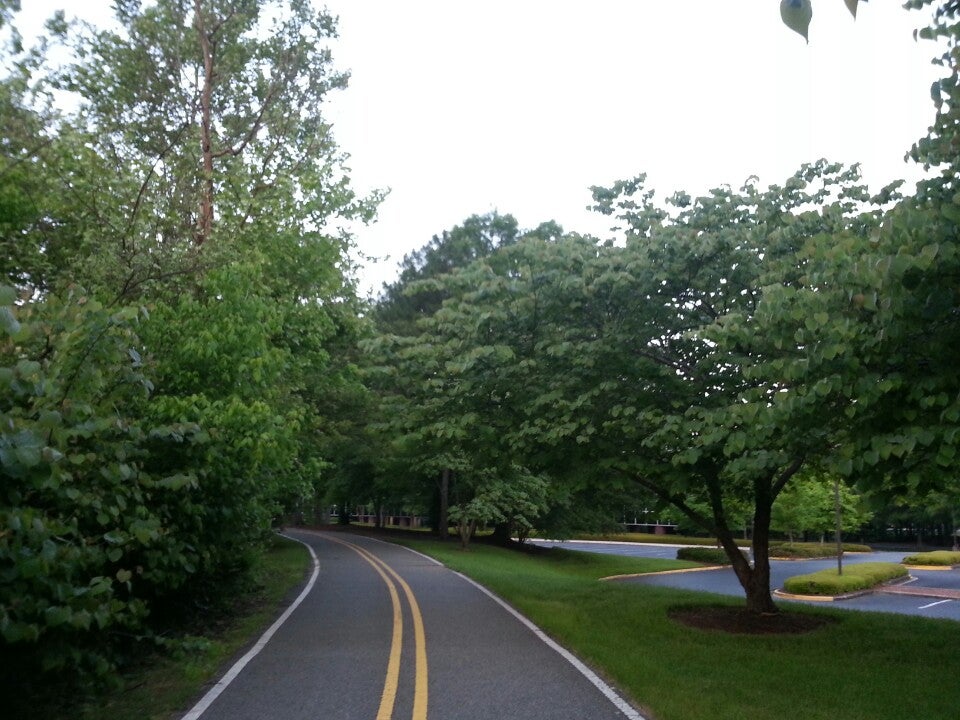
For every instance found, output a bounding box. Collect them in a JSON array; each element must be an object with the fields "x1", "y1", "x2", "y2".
[{"x1": 919, "y1": 599, "x2": 953, "y2": 610}]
